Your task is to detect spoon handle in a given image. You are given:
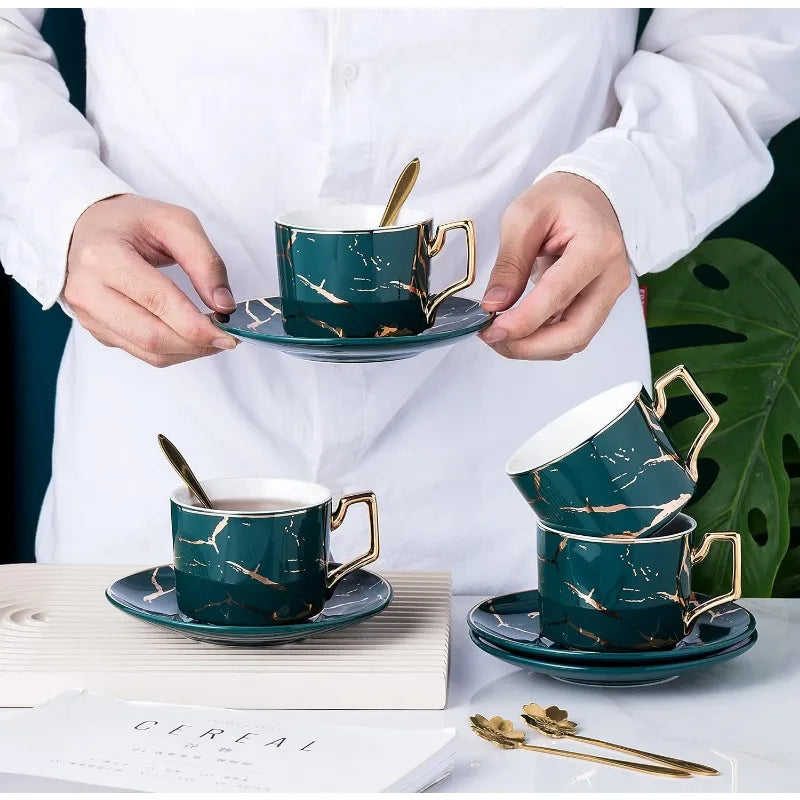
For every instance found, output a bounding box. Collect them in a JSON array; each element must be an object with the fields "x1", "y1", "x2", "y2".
[
  {"x1": 518, "y1": 742, "x2": 690, "y2": 778},
  {"x1": 157, "y1": 434, "x2": 214, "y2": 509},
  {"x1": 379, "y1": 157, "x2": 420, "y2": 227},
  {"x1": 571, "y1": 733, "x2": 718, "y2": 777}
]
